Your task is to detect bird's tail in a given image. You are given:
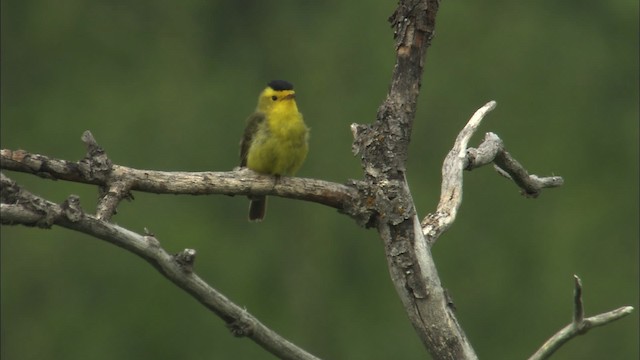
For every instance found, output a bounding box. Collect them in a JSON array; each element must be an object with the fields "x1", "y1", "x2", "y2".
[{"x1": 249, "y1": 196, "x2": 267, "y2": 222}]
